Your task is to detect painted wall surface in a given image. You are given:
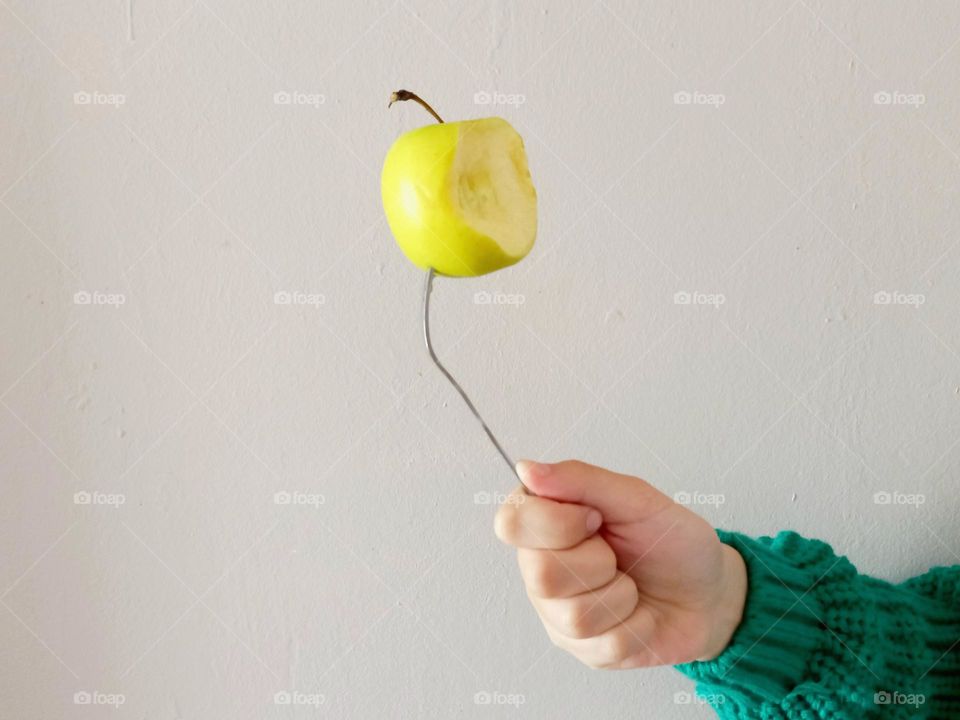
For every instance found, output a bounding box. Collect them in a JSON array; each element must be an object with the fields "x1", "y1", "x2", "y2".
[{"x1": 3, "y1": 2, "x2": 959, "y2": 717}]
